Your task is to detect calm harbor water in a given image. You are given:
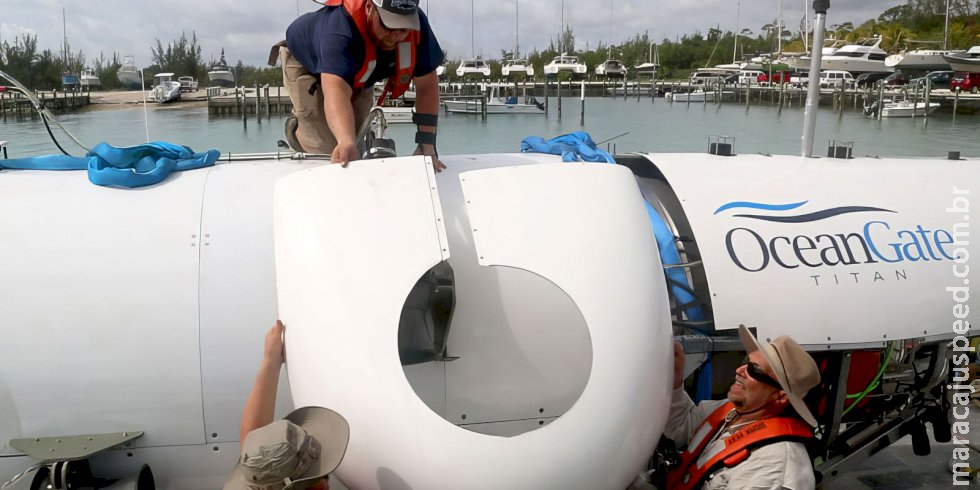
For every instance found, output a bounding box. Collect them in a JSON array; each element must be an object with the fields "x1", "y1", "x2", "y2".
[{"x1": 2, "y1": 97, "x2": 979, "y2": 159}]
